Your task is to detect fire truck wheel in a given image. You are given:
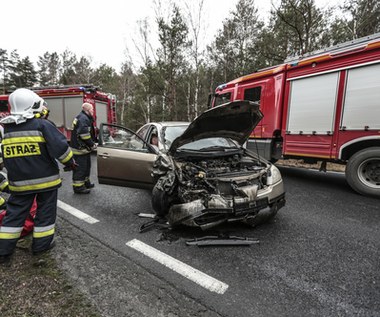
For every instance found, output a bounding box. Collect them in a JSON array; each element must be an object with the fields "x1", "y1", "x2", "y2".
[
  {"x1": 151, "y1": 184, "x2": 171, "y2": 217},
  {"x1": 346, "y1": 147, "x2": 380, "y2": 197}
]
